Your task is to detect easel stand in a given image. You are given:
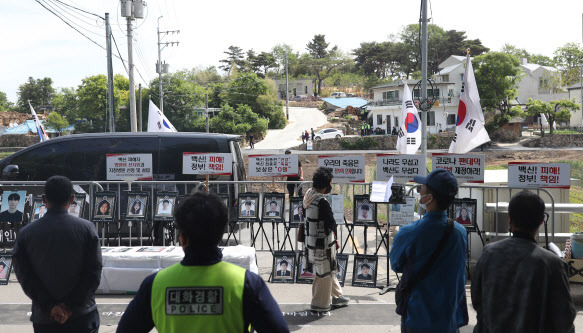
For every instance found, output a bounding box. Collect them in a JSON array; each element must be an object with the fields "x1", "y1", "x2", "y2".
[
  {"x1": 251, "y1": 220, "x2": 273, "y2": 253},
  {"x1": 340, "y1": 217, "x2": 358, "y2": 254},
  {"x1": 379, "y1": 217, "x2": 399, "y2": 295},
  {"x1": 465, "y1": 223, "x2": 485, "y2": 279},
  {"x1": 279, "y1": 220, "x2": 294, "y2": 251}
]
